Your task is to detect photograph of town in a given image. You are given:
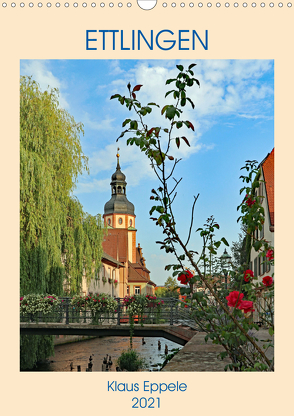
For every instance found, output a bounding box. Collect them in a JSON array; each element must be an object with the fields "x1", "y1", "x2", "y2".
[{"x1": 20, "y1": 59, "x2": 274, "y2": 372}]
